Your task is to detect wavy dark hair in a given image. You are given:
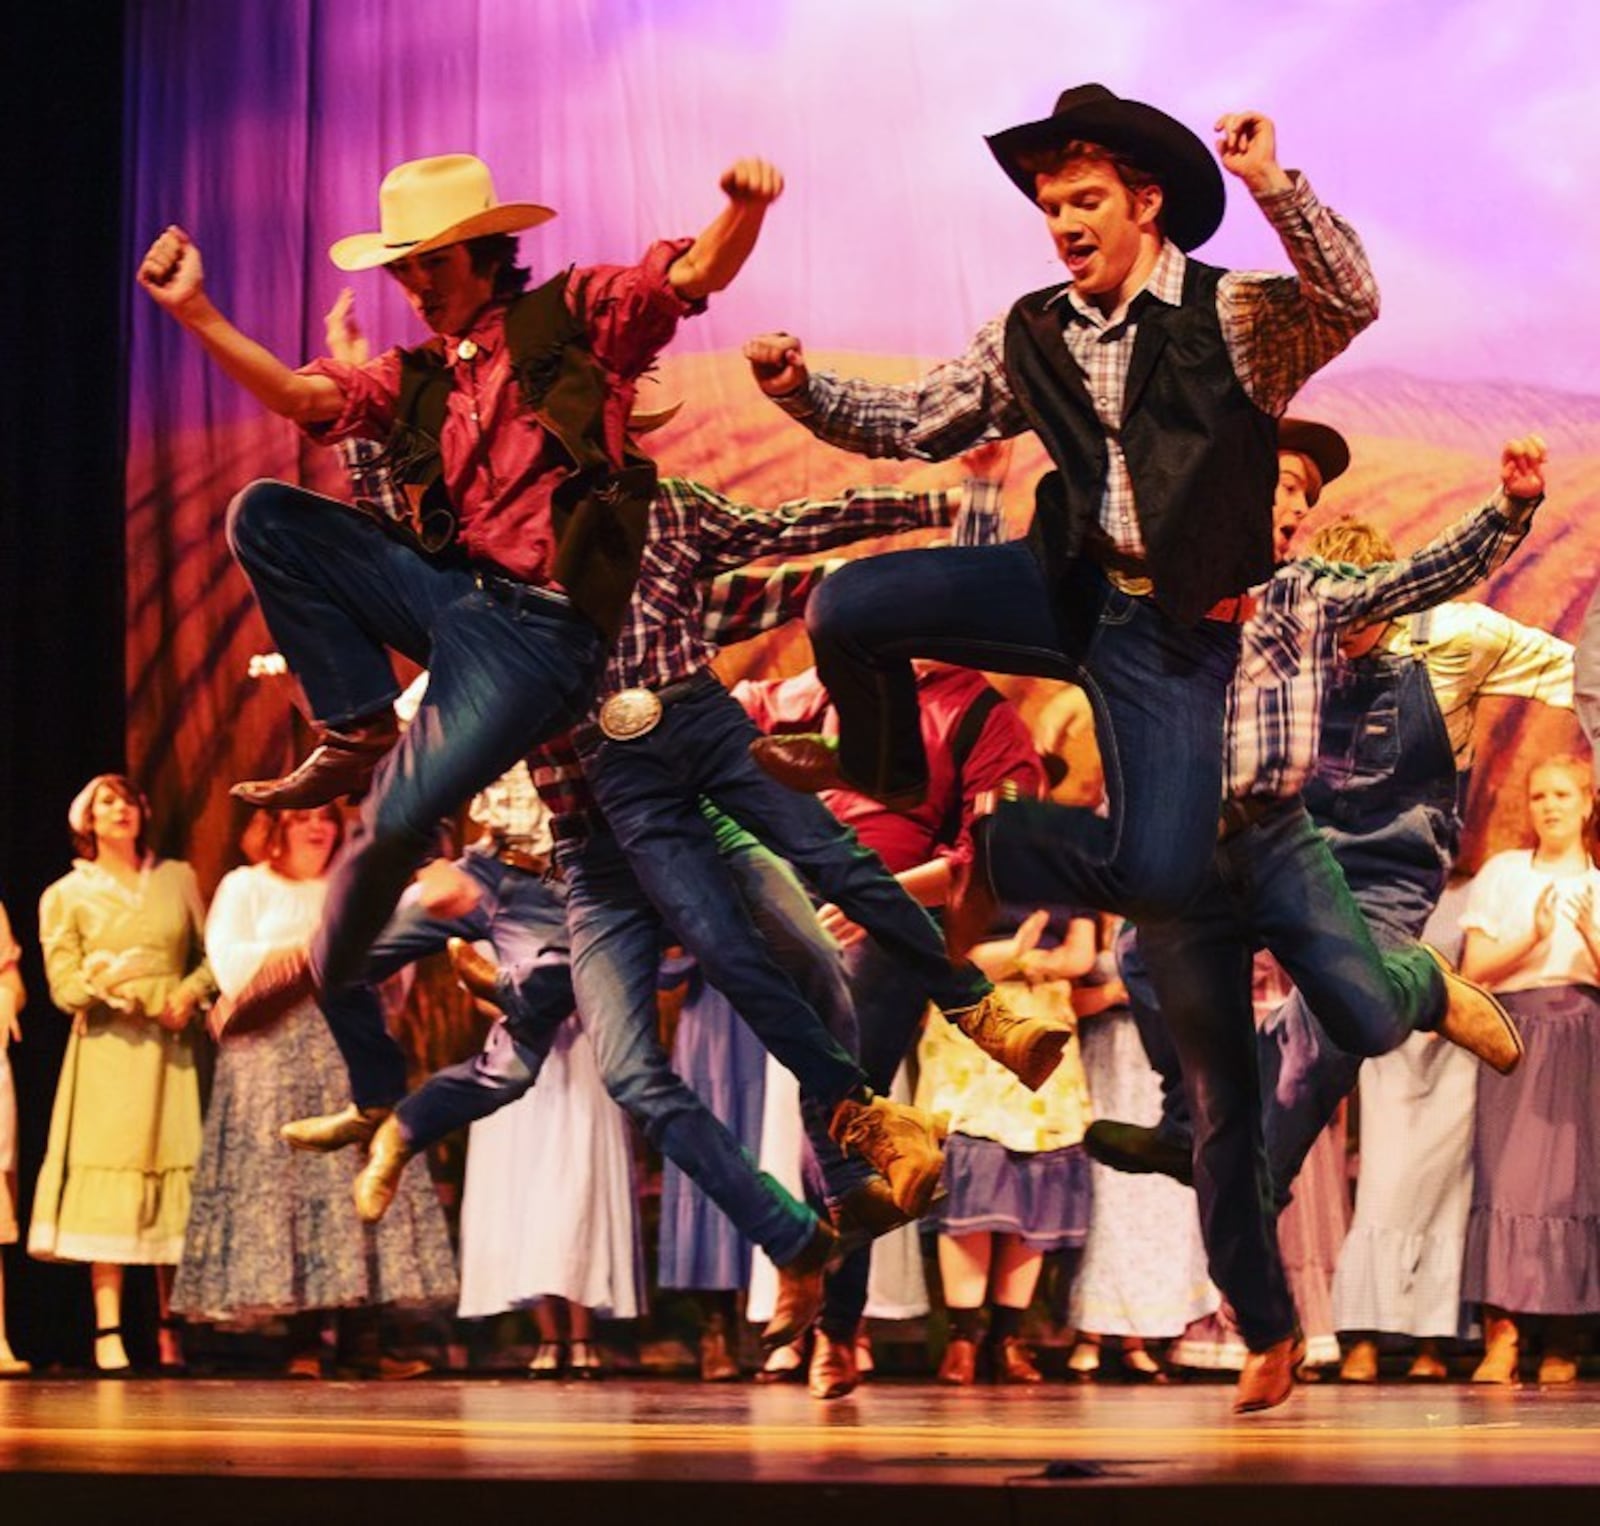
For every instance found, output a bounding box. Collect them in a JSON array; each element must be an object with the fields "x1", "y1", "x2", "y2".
[
  {"x1": 465, "y1": 233, "x2": 532, "y2": 299},
  {"x1": 70, "y1": 774, "x2": 151, "y2": 861}
]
